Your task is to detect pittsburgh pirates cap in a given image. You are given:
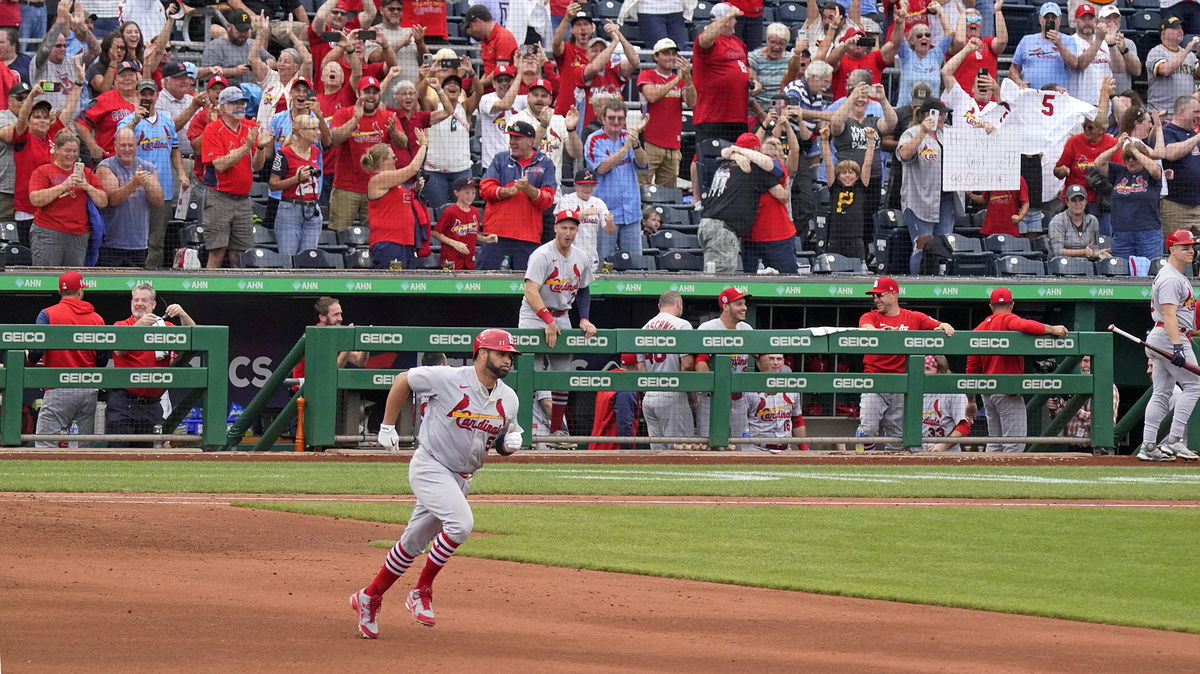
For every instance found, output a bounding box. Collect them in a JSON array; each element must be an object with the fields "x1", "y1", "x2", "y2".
[
  {"x1": 865, "y1": 276, "x2": 900, "y2": 295},
  {"x1": 990, "y1": 287, "x2": 1014, "y2": 304},
  {"x1": 718, "y1": 287, "x2": 751, "y2": 308}
]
